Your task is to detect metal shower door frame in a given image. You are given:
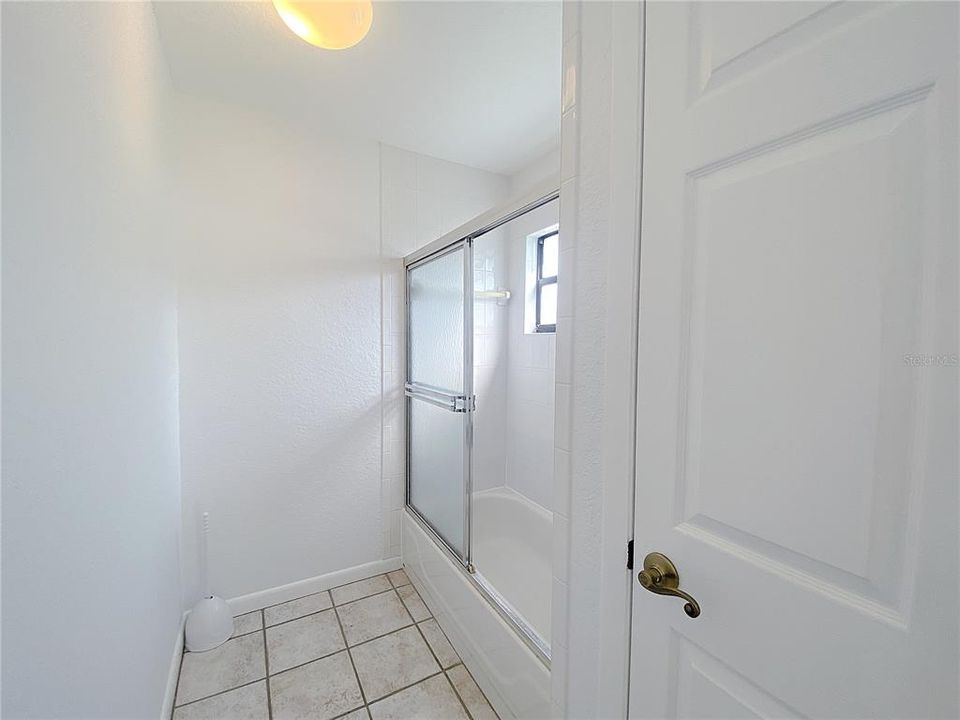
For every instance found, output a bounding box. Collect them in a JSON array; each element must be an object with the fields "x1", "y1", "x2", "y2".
[
  {"x1": 403, "y1": 181, "x2": 560, "y2": 665},
  {"x1": 404, "y1": 239, "x2": 475, "y2": 569}
]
